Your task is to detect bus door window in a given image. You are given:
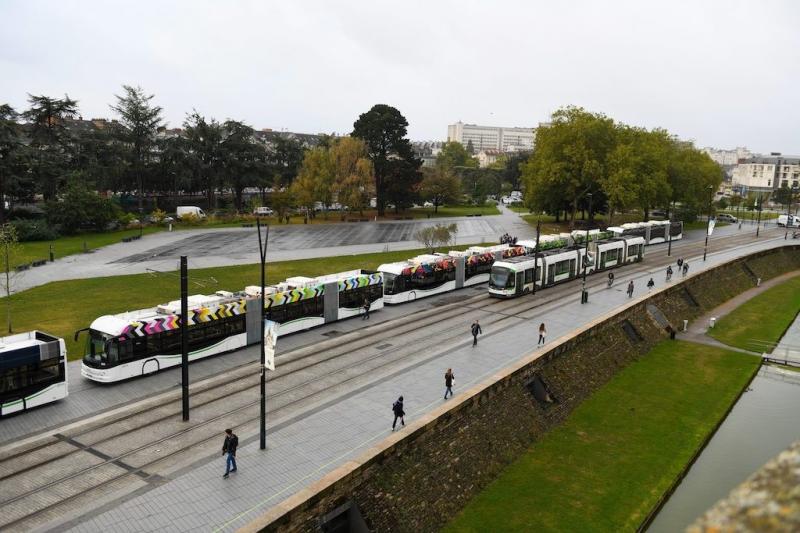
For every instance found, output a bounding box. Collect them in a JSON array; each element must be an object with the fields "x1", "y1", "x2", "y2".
[{"x1": 524, "y1": 268, "x2": 533, "y2": 285}]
